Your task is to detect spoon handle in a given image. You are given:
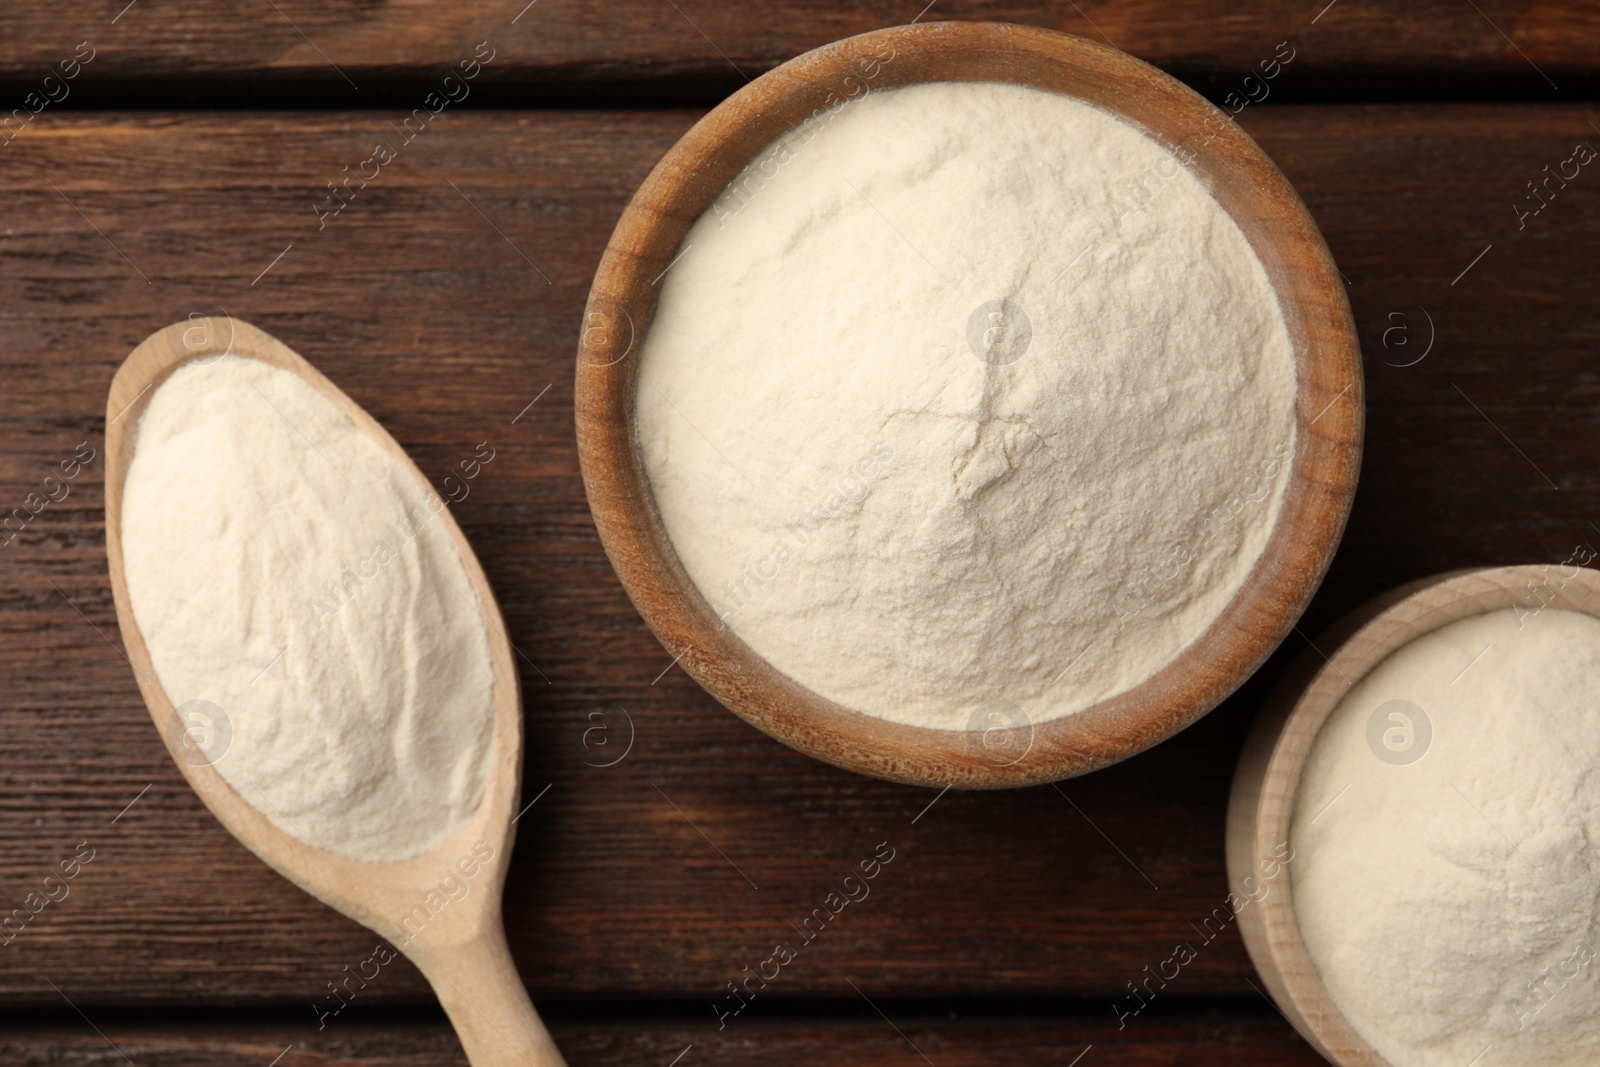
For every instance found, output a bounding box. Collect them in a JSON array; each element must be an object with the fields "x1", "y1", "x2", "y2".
[{"x1": 420, "y1": 926, "x2": 568, "y2": 1066}]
